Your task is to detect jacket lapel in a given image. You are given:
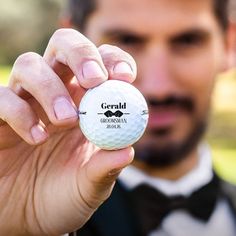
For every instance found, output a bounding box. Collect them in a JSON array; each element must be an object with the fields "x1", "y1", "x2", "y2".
[
  {"x1": 220, "y1": 178, "x2": 236, "y2": 219},
  {"x1": 89, "y1": 181, "x2": 142, "y2": 236}
]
